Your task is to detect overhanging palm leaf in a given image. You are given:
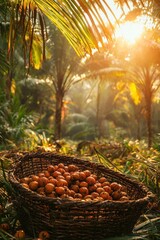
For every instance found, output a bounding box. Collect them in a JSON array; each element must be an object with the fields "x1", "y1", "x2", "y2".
[
  {"x1": 34, "y1": 0, "x2": 146, "y2": 56},
  {"x1": 33, "y1": 0, "x2": 116, "y2": 56},
  {"x1": 0, "y1": 0, "x2": 147, "y2": 74}
]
